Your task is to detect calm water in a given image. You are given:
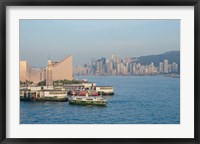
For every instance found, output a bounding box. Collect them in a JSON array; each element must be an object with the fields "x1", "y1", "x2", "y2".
[{"x1": 20, "y1": 76, "x2": 180, "y2": 124}]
